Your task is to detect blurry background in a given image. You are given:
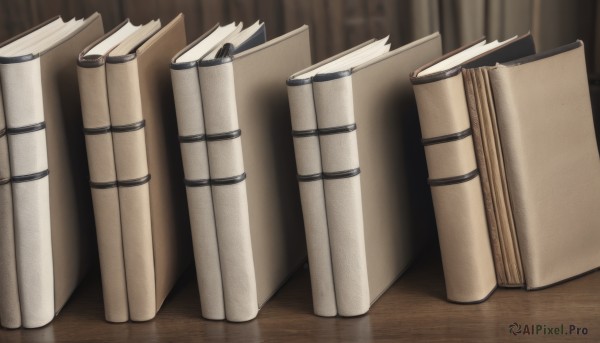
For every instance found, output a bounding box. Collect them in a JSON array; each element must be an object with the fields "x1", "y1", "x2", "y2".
[
  {"x1": 0, "y1": 0, "x2": 598, "y2": 69},
  {"x1": 0, "y1": 0, "x2": 599, "y2": 127}
]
